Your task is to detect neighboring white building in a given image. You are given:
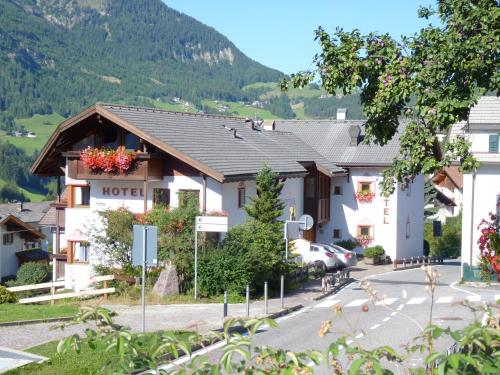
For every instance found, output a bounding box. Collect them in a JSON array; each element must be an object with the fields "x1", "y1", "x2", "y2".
[
  {"x1": 0, "y1": 215, "x2": 45, "y2": 280},
  {"x1": 32, "y1": 103, "x2": 424, "y2": 289},
  {"x1": 460, "y1": 96, "x2": 500, "y2": 279},
  {"x1": 273, "y1": 119, "x2": 424, "y2": 262},
  {"x1": 428, "y1": 167, "x2": 463, "y2": 223}
]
